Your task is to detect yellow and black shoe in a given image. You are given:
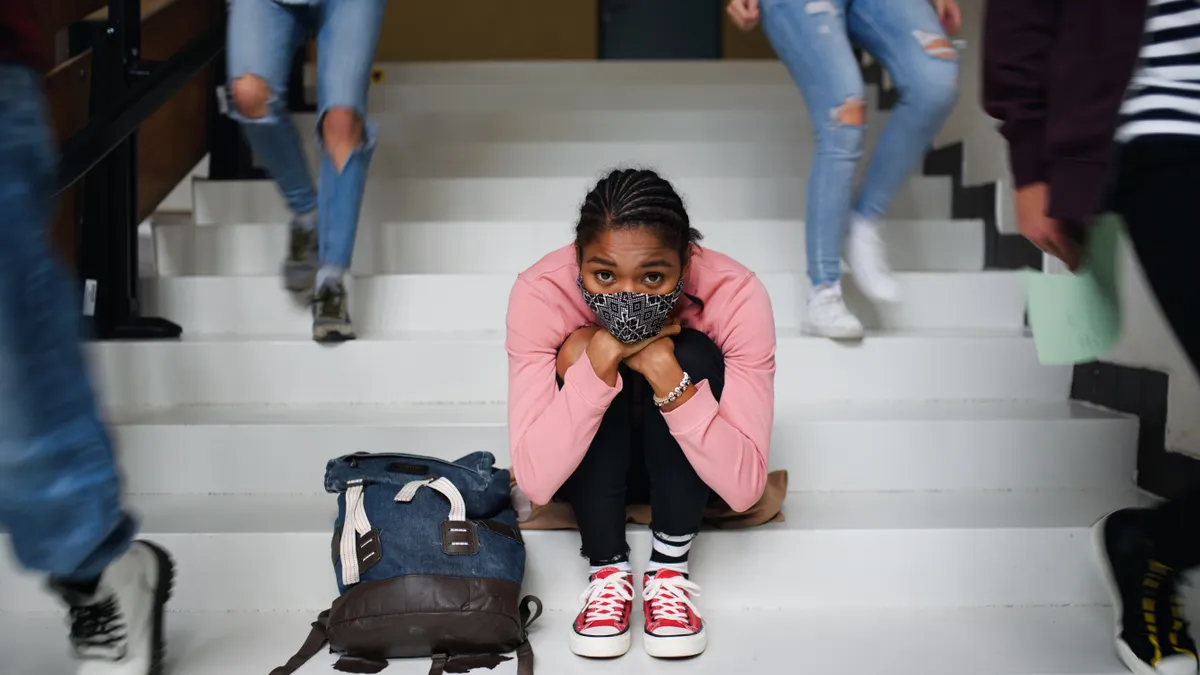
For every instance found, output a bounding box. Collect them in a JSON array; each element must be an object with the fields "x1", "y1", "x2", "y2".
[{"x1": 1095, "y1": 508, "x2": 1198, "y2": 675}]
